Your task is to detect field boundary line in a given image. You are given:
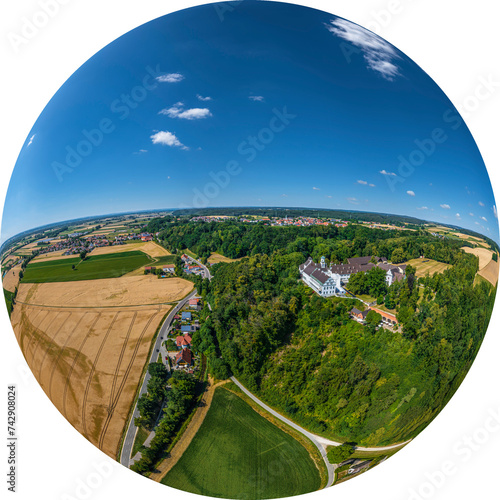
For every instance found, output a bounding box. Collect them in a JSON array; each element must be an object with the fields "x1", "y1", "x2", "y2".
[{"x1": 150, "y1": 379, "x2": 229, "y2": 483}]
